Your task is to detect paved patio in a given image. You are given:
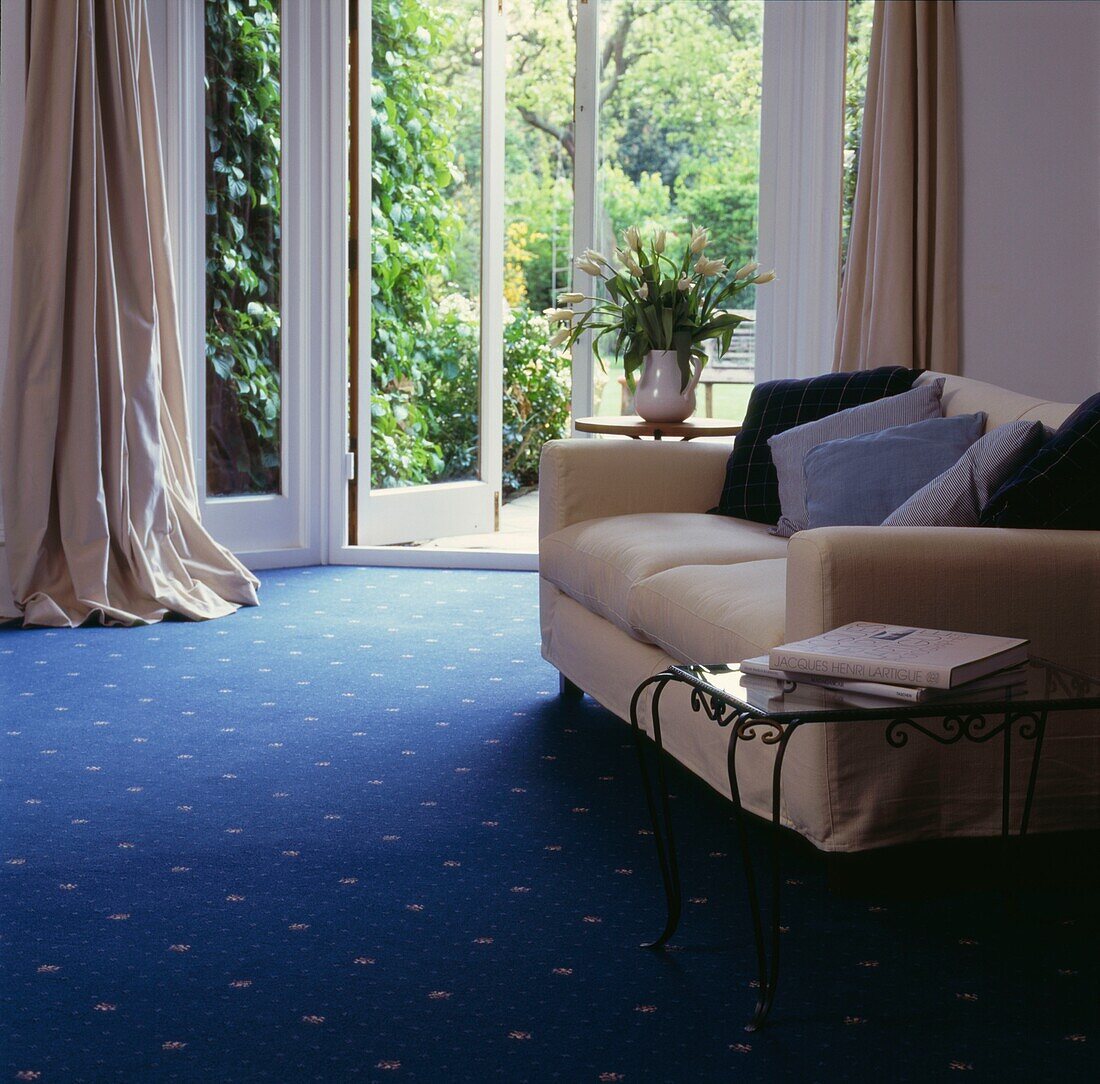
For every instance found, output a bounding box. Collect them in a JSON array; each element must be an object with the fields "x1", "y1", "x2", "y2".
[{"x1": 415, "y1": 489, "x2": 539, "y2": 553}]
